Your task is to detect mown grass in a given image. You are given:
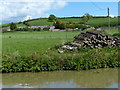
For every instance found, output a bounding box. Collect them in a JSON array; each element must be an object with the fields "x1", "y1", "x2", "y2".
[{"x1": 2, "y1": 29, "x2": 120, "y2": 73}]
